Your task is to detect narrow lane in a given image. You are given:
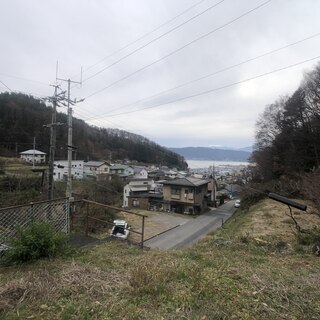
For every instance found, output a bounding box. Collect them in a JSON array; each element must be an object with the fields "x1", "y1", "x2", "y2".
[{"x1": 144, "y1": 200, "x2": 237, "y2": 249}]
